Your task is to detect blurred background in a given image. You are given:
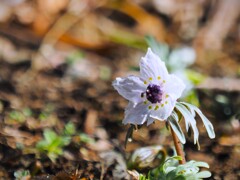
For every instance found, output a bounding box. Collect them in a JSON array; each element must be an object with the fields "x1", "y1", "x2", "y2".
[{"x1": 0, "y1": 0, "x2": 239, "y2": 179}]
